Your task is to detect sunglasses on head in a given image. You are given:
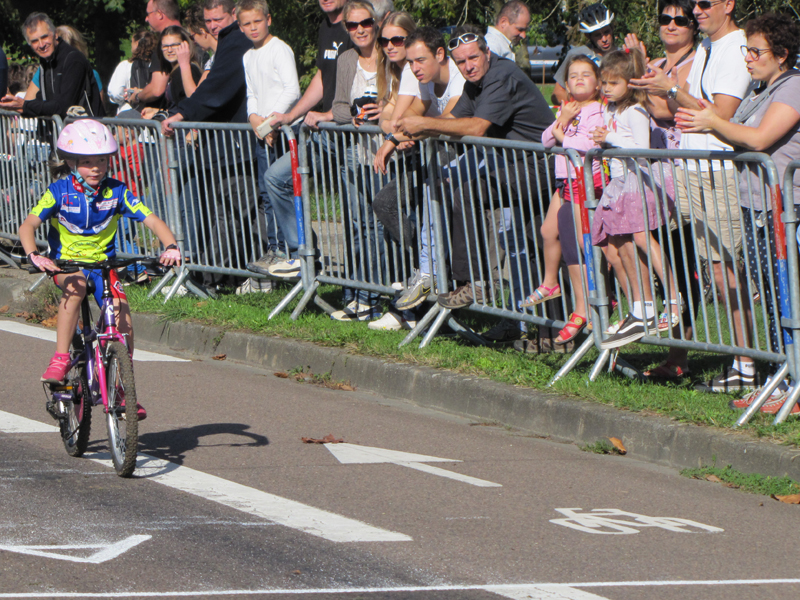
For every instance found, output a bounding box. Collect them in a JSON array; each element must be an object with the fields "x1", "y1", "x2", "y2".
[
  {"x1": 379, "y1": 35, "x2": 406, "y2": 48},
  {"x1": 658, "y1": 14, "x2": 692, "y2": 27},
  {"x1": 694, "y1": 0, "x2": 725, "y2": 10},
  {"x1": 345, "y1": 18, "x2": 375, "y2": 32},
  {"x1": 447, "y1": 32, "x2": 482, "y2": 52}
]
